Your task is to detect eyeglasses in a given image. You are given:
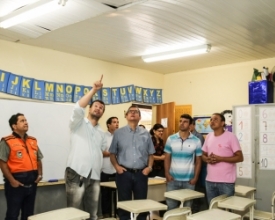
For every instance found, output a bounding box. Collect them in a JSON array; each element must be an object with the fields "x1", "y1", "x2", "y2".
[
  {"x1": 128, "y1": 110, "x2": 139, "y2": 114},
  {"x1": 157, "y1": 129, "x2": 164, "y2": 132}
]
